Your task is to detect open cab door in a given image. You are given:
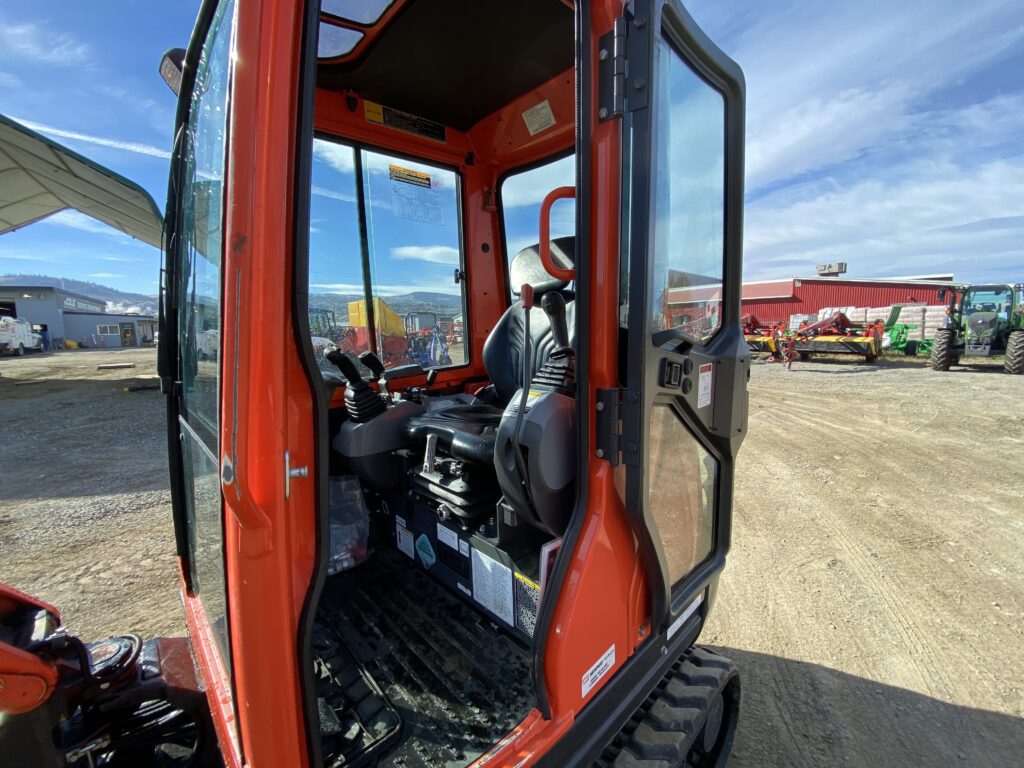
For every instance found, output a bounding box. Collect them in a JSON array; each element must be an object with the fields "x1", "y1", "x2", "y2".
[{"x1": 615, "y1": 0, "x2": 747, "y2": 639}]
